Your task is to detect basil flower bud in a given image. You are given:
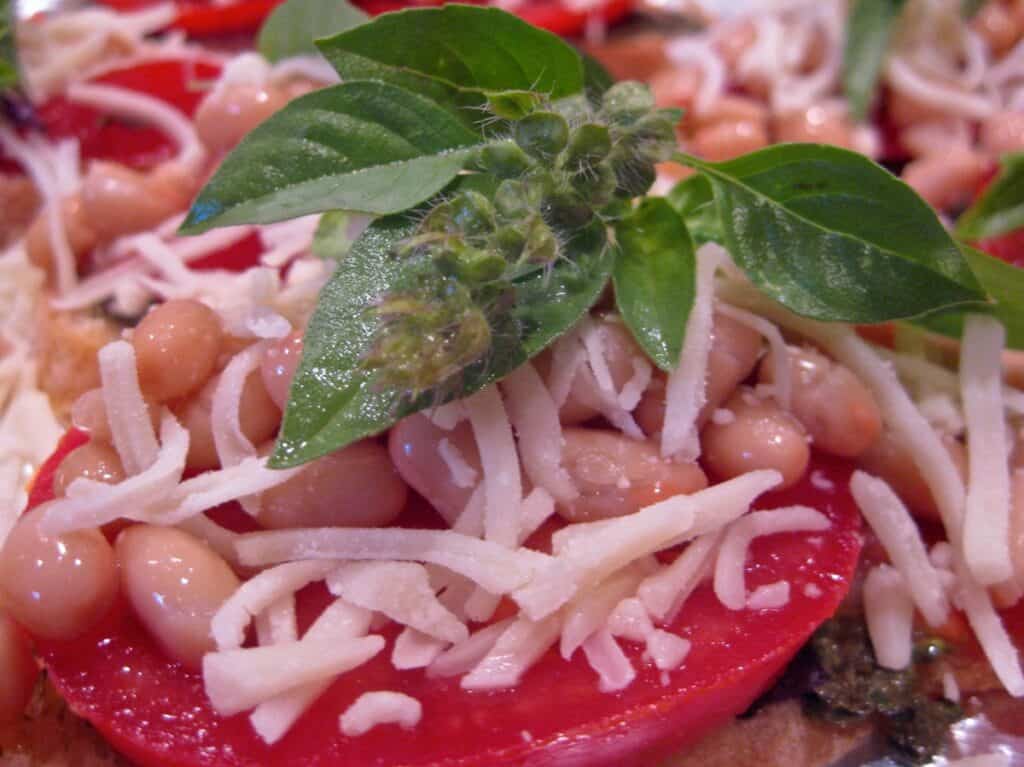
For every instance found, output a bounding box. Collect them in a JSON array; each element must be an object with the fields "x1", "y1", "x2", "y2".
[
  {"x1": 435, "y1": 242, "x2": 507, "y2": 284},
  {"x1": 367, "y1": 281, "x2": 491, "y2": 394},
  {"x1": 541, "y1": 188, "x2": 593, "y2": 232},
  {"x1": 522, "y1": 217, "x2": 559, "y2": 264},
  {"x1": 601, "y1": 81, "x2": 655, "y2": 126},
  {"x1": 565, "y1": 123, "x2": 612, "y2": 171},
  {"x1": 570, "y1": 161, "x2": 617, "y2": 207},
  {"x1": 492, "y1": 225, "x2": 526, "y2": 261},
  {"x1": 479, "y1": 142, "x2": 533, "y2": 180},
  {"x1": 514, "y1": 111, "x2": 570, "y2": 162},
  {"x1": 449, "y1": 191, "x2": 496, "y2": 237},
  {"x1": 626, "y1": 112, "x2": 678, "y2": 163},
  {"x1": 494, "y1": 179, "x2": 531, "y2": 219},
  {"x1": 609, "y1": 147, "x2": 656, "y2": 198},
  {"x1": 487, "y1": 90, "x2": 543, "y2": 120}
]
